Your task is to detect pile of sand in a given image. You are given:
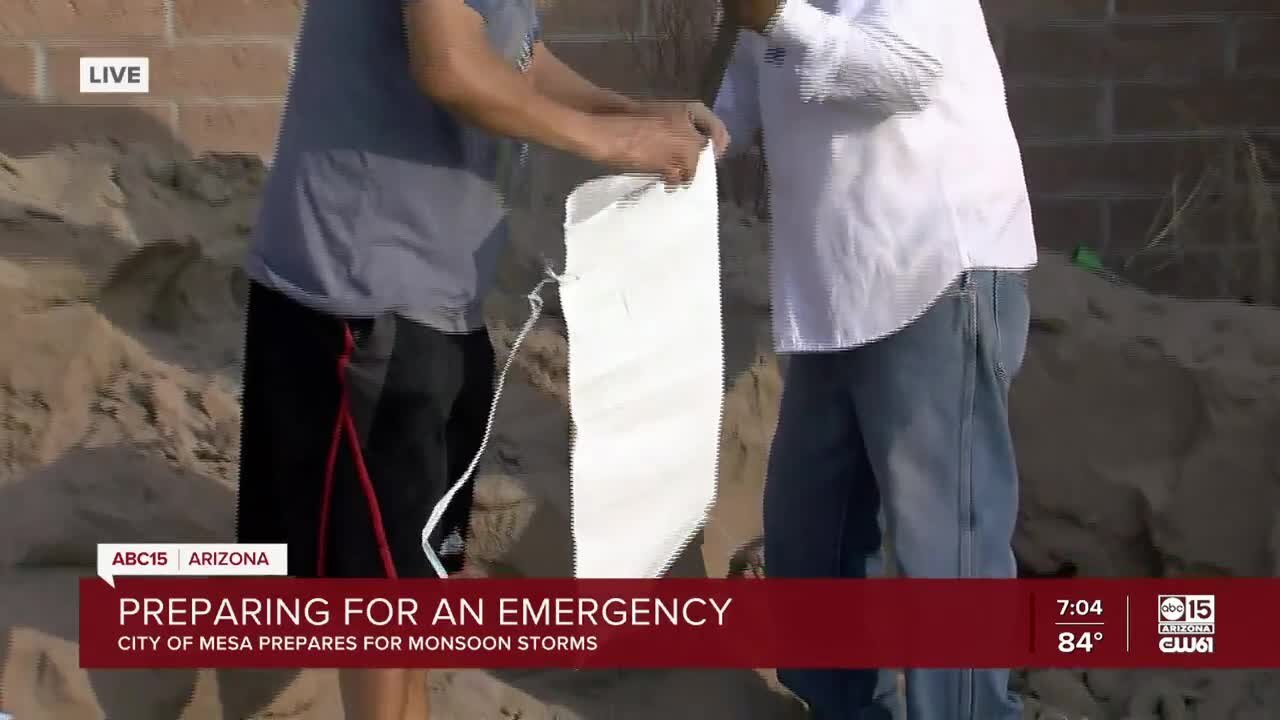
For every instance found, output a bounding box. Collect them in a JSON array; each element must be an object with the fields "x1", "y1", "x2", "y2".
[{"x1": 0, "y1": 142, "x2": 1276, "y2": 719}]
